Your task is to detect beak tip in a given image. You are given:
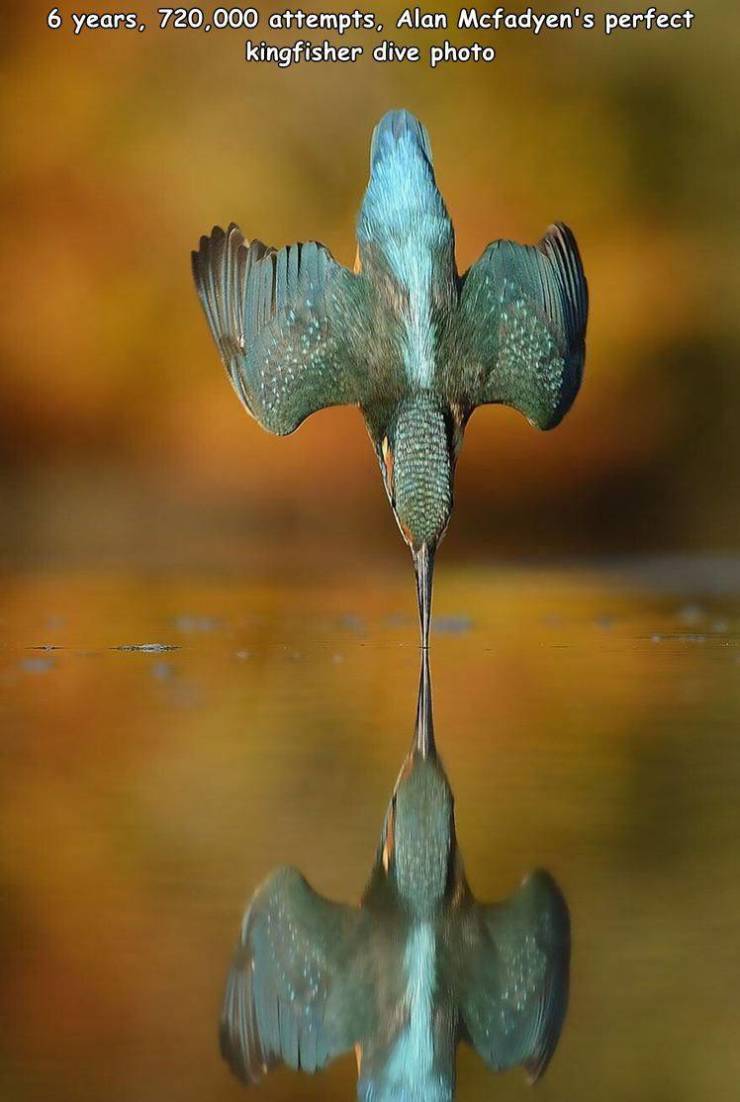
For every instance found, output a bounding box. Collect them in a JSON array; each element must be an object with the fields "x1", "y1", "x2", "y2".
[{"x1": 413, "y1": 543, "x2": 435, "y2": 652}]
